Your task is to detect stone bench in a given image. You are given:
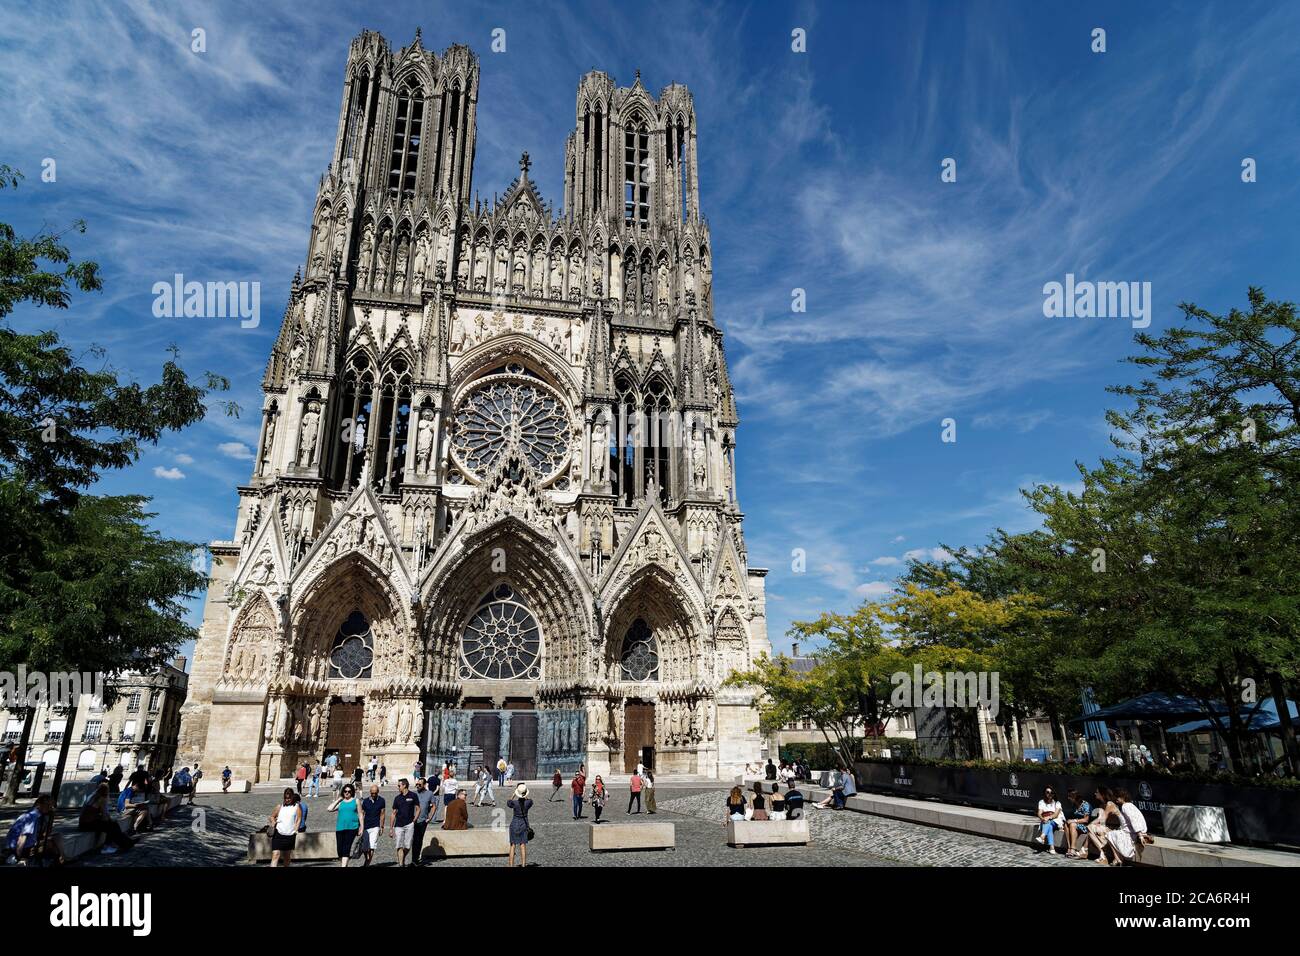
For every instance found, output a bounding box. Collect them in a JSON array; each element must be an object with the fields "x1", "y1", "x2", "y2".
[
  {"x1": 589, "y1": 822, "x2": 675, "y2": 852},
  {"x1": 726, "y1": 819, "x2": 810, "y2": 847},
  {"x1": 247, "y1": 830, "x2": 338, "y2": 862},
  {"x1": 422, "y1": 827, "x2": 510, "y2": 858}
]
